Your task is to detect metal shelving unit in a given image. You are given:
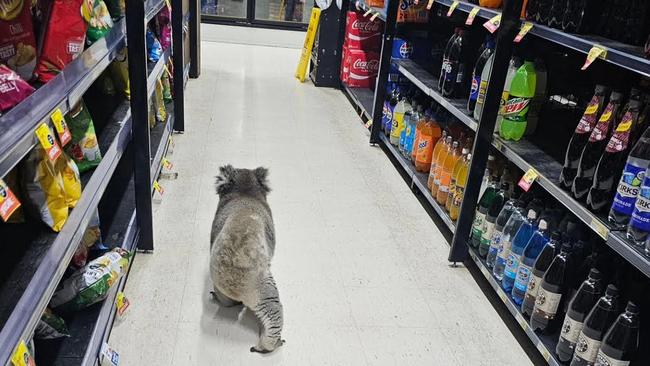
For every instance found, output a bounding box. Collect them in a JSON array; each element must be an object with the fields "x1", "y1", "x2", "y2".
[
  {"x1": 343, "y1": 85, "x2": 375, "y2": 121},
  {"x1": 0, "y1": 0, "x2": 196, "y2": 362}
]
